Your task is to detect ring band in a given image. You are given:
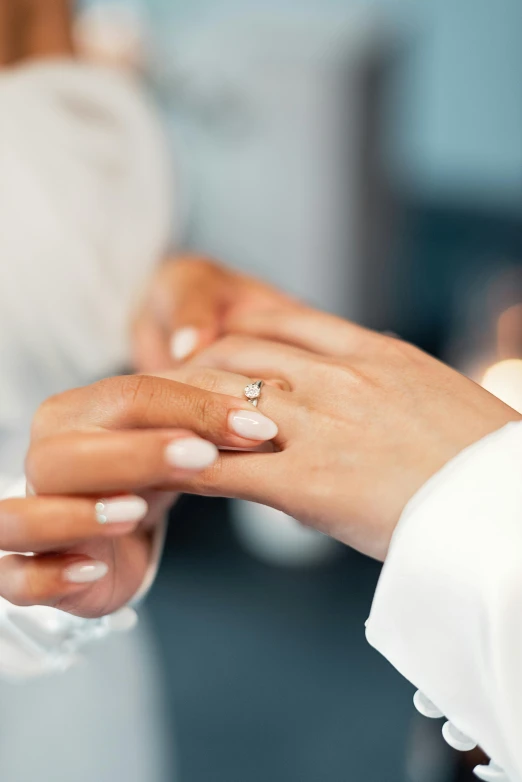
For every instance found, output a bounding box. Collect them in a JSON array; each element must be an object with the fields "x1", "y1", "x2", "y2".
[{"x1": 244, "y1": 380, "x2": 264, "y2": 407}]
